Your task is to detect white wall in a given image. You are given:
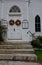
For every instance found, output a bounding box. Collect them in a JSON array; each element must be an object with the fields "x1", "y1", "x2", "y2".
[
  {"x1": 1, "y1": 0, "x2": 42, "y2": 41},
  {"x1": 29, "y1": 0, "x2": 42, "y2": 41},
  {"x1": 1, "y1": 0, "x2": 29, "y2": 41},
  {"x1": 0, "y1": 1, "x2": 1, "y2": 19}
]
